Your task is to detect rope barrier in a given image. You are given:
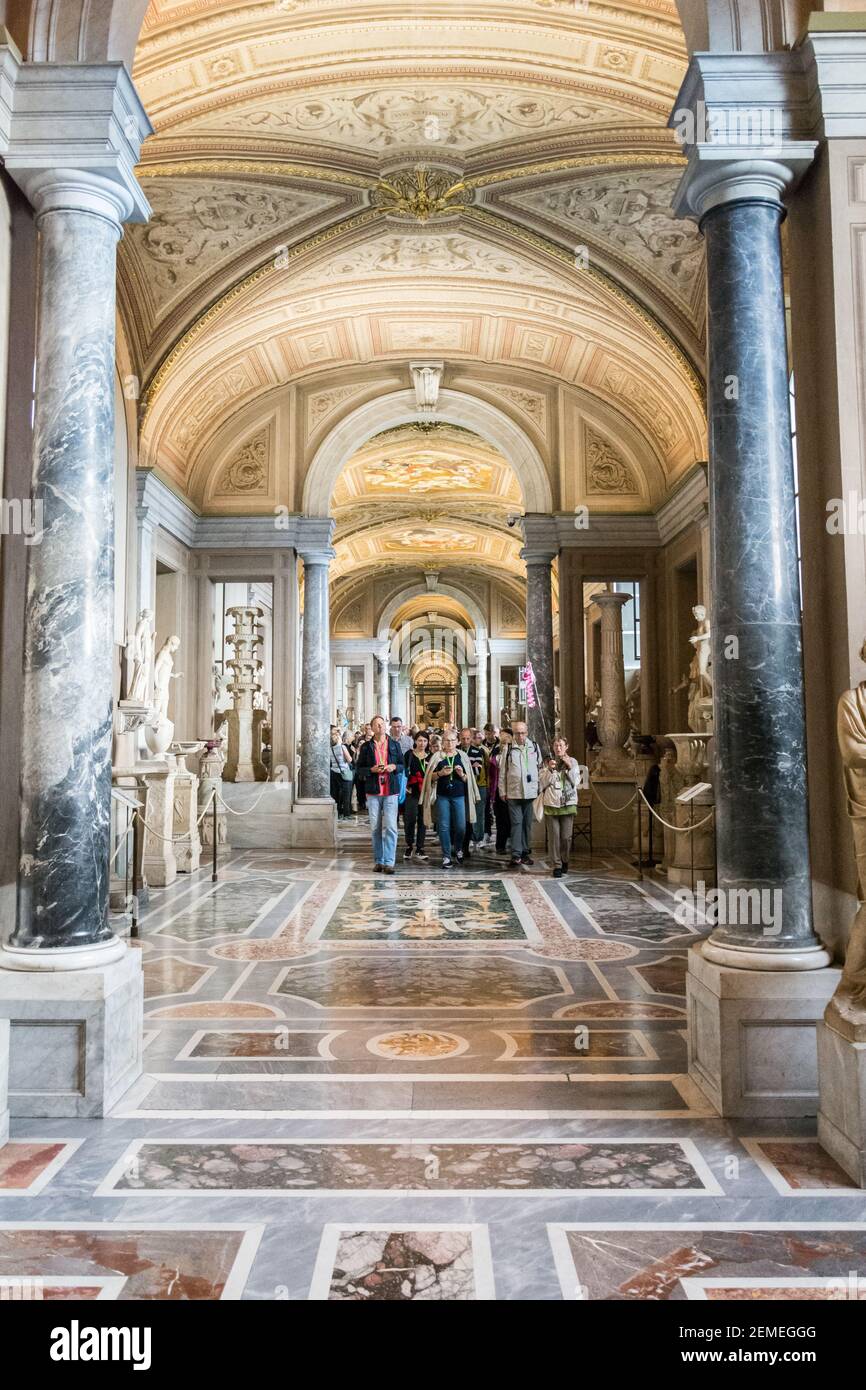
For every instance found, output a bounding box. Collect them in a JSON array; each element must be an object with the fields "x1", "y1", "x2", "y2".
[
  {"x1": 589, "y1": 785, "x2": 638, "y2": 814},
  {"x1": 130, "y1": 790, "x2": 217, "y2": 844},
  {"x1": 637, "y1": 788, "x2": 715, "y2": 833},
  {"x1": 216, "y1": 780, "x2": 276, "y2": 817}
]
